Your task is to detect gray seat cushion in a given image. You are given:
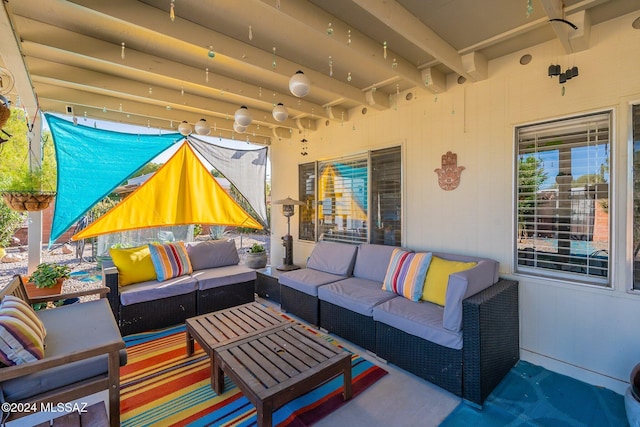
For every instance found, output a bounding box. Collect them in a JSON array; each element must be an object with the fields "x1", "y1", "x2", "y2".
[
  {"x1": 279, "y1": 268, "x2": 345, "y2": 296},
  {"x1": 317, "y1": 277, "x2": 397, "y2": 317},
  {"x1": 119, "y1": 275, "x2": 198, "y2": 306},
  {"x1": 373, "y1": 296, "x2": 463, "y2": 350},
  {"x1": 307, "y1": 241, "x2": 358, "y2": 276},
  {"x1": 0, "y1": 299, "x2": 126, "y2": 401},
  {"x1": 192, "y1": 265, "x2": 256, "y2": 290},
  {"x1": 353, "y1": 244, "x2": 397, "y2": 282}
]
